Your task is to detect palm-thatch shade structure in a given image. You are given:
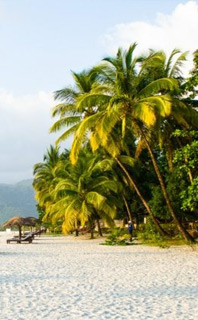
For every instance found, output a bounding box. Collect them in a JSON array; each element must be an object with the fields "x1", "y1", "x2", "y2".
[
  {"x1": 24, "y1": 217, "x2": 40, "y2": 226},
  {"x1": 3, "y1": 216, "x2": 27, "y2": 240}
]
